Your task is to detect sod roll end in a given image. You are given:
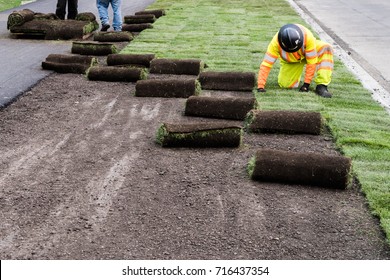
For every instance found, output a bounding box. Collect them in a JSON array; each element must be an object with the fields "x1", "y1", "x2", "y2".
[{"x1": 249, "y1": 149, "x2": 352, "y2": 189}]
